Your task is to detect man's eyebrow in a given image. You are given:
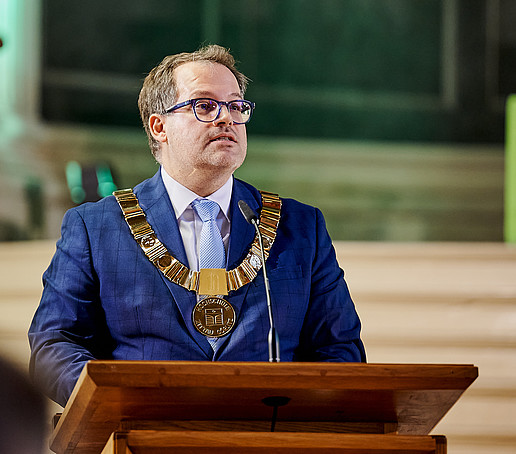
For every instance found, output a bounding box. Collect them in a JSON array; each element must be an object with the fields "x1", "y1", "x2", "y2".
[{"x1": 190, "y1": 91, "x2": 242, "y2": 99}]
